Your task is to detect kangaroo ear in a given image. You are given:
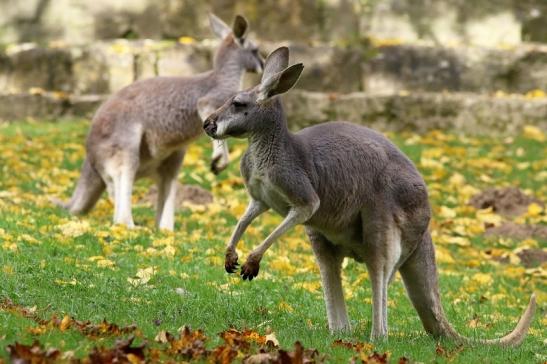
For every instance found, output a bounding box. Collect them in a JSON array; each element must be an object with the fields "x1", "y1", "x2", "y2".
[
  {"x1": 261, "y1": 47, "x2": 289, "y2": 84},
  {"x1": 258, "y1": 63, "x2": 304, "y2": 102},
  {"x1": 232, "y1": 15, "x2": 248, "y2": 40},
  {"x1": 209, "y1": 13, "x2": 231, "y2": 39}
]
